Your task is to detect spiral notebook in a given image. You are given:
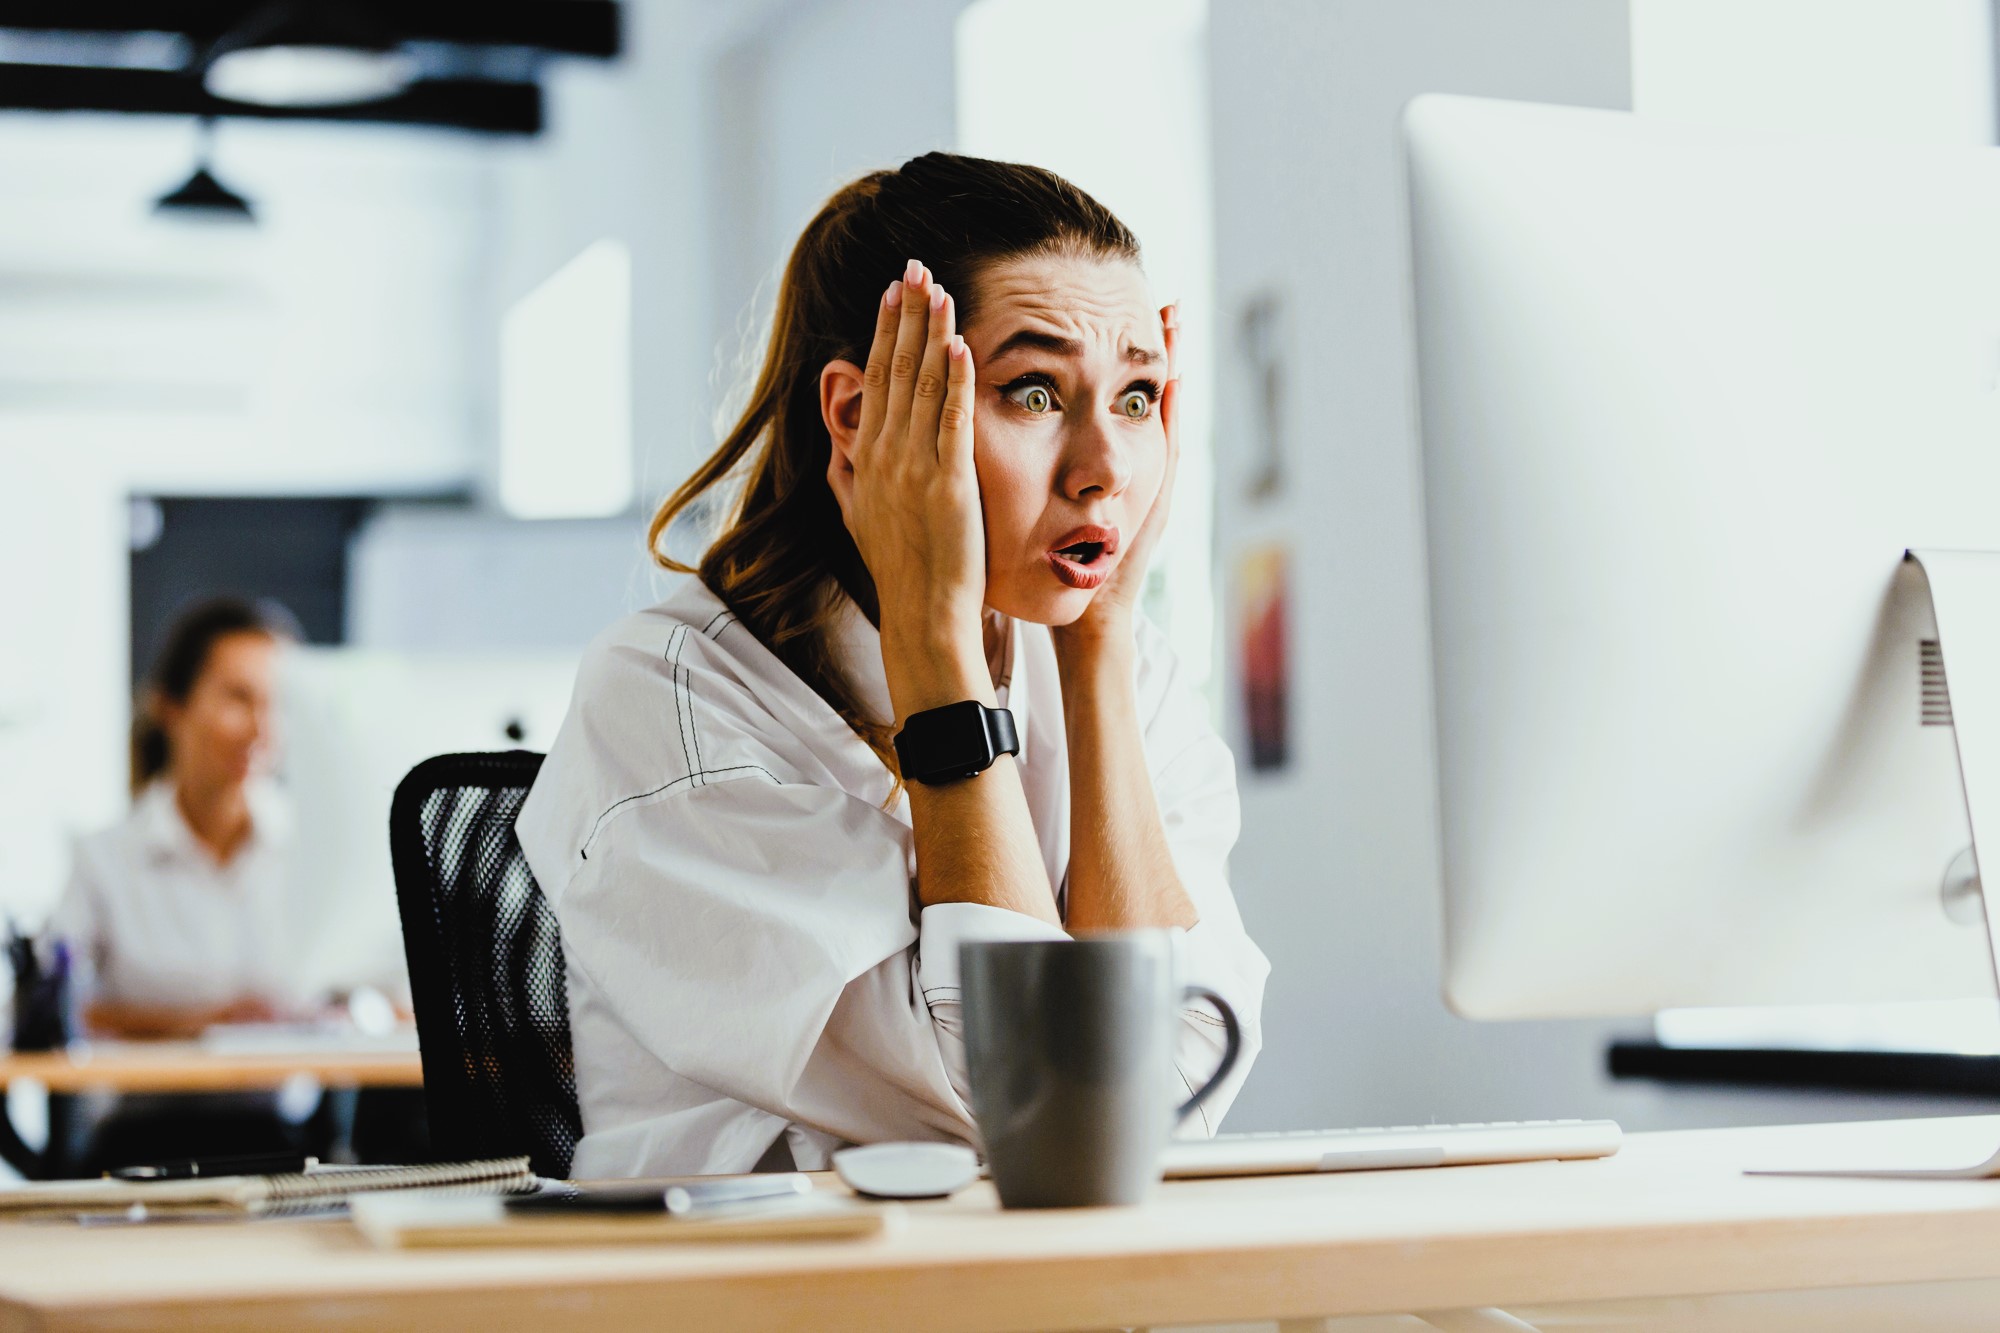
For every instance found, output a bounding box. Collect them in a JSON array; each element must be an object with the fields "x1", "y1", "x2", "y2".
[{"x1": 0, "y1": 1157, "x2": 536, "y2": 1220}]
